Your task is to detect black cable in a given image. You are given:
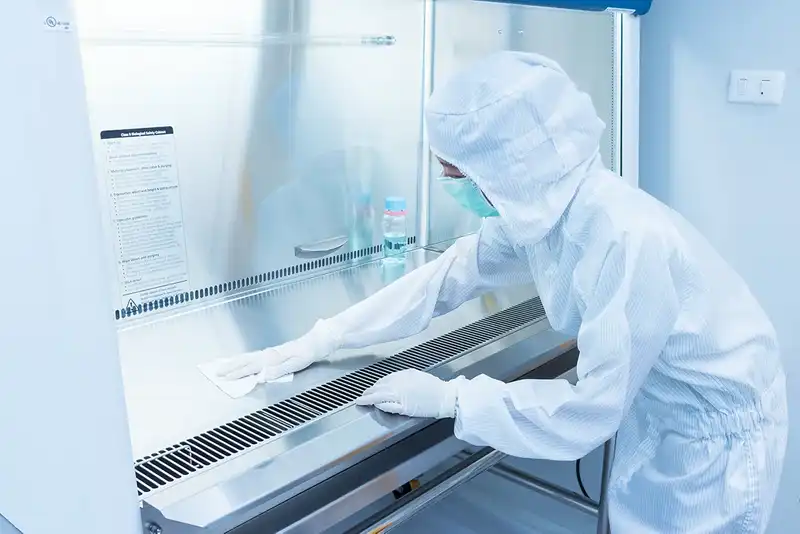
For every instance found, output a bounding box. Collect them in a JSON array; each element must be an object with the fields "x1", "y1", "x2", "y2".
[{"x1": 575, "y1": 458, "x2": 591, "y2": 500}]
